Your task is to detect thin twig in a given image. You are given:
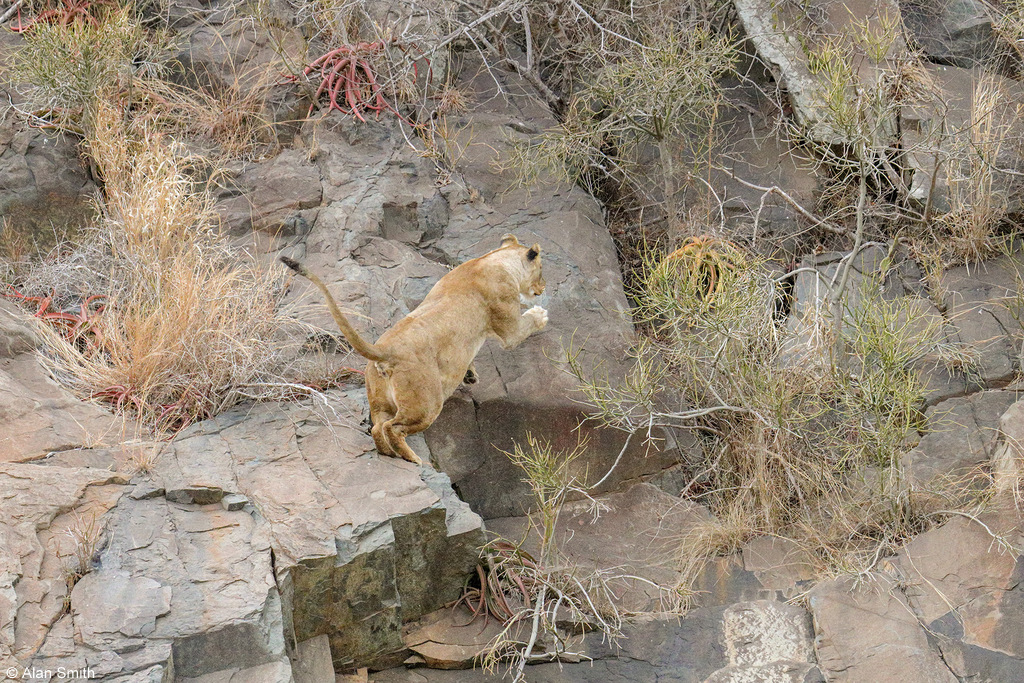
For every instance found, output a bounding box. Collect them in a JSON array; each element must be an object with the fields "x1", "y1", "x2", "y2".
[{"x1": 717, "y1": 166, "x2": 849, "y2": 236}]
